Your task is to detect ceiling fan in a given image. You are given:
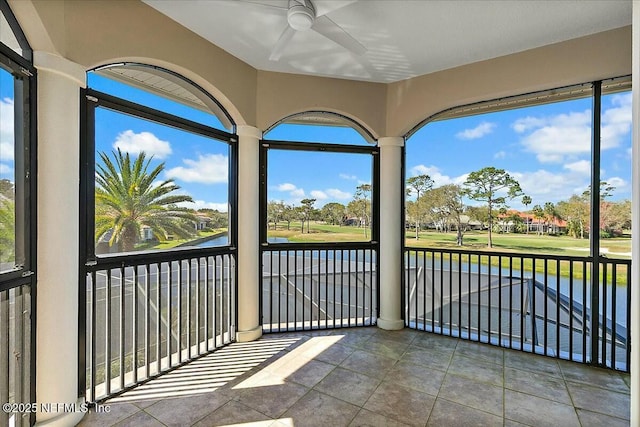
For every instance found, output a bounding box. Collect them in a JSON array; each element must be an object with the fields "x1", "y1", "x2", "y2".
[{"x1": 240, "y1": 0, "x2": 366, "y2": 61}]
